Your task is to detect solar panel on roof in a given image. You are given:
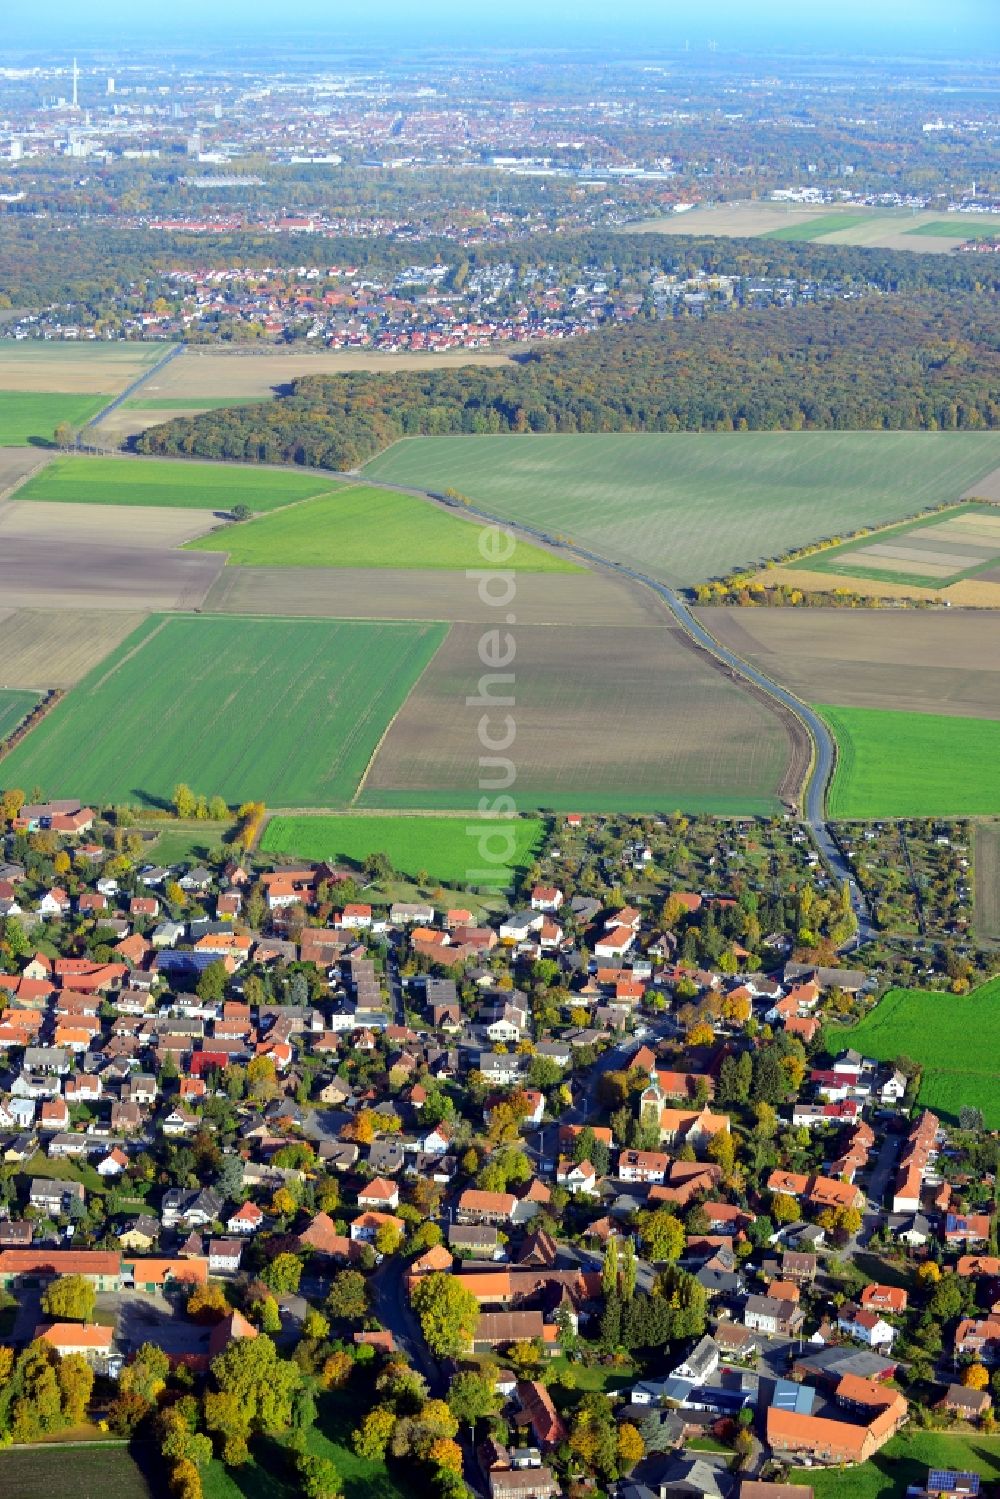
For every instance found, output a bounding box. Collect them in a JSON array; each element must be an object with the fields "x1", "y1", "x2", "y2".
[{"x1": 928, "y1": 1474, "x2": 980, "y2": 1497}]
